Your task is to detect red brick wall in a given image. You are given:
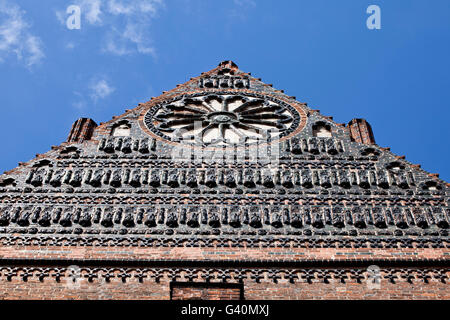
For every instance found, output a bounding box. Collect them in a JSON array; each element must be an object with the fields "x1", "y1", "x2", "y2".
[
  {"x1": 0, "y1": 244, "x2": 448, "y2": 300},
  {"x1": 171, "y1": 283, "x2": 242, "y2": 300},
  {"x1": 244, "y1": 281, "x2": 450, "y2": 300},
  {"x1": 0, "y1": 278, "x2": 447, "y2": 300},
  {"x1": 0, "y1": 278, "x2": 170, "y2": 300},
  {"x1": 347, "y1": 118, "x2": 376, "y2": 144},
  {"x1": 67, "y1": 118, "x2": 97, "y2": 143},
  {"x1": 0, "y1": 245, "x2": 446, "y2": 261}
]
